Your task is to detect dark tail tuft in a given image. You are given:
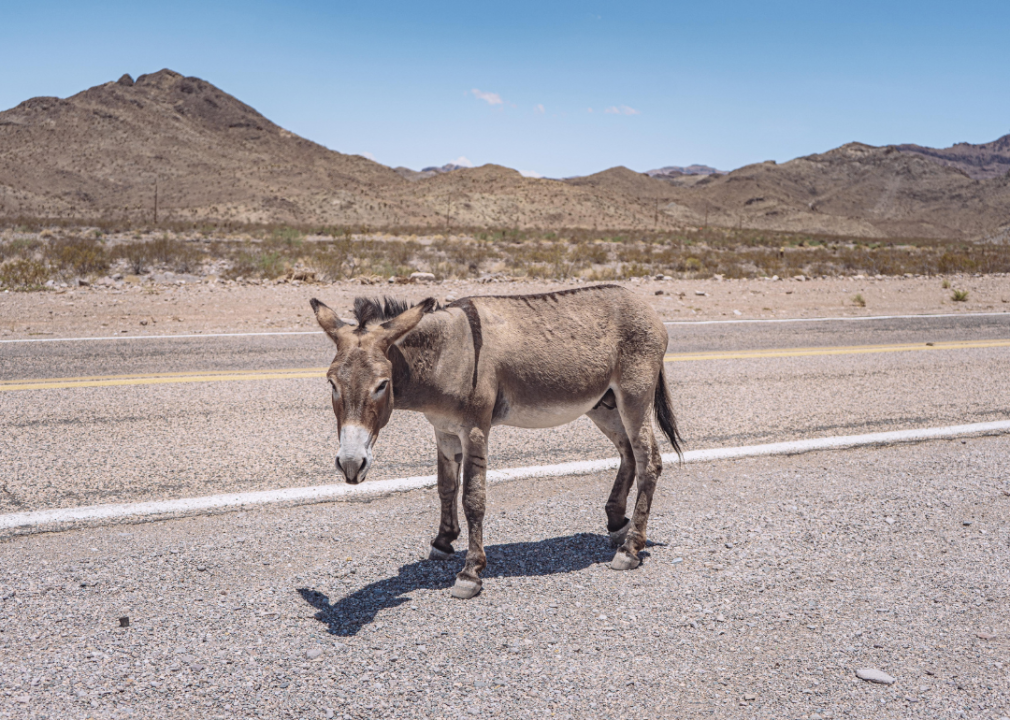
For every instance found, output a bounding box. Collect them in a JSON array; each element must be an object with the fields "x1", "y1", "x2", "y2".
[{"x1": 654, "y1": 365, "x2": 683, "y2": 459}]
